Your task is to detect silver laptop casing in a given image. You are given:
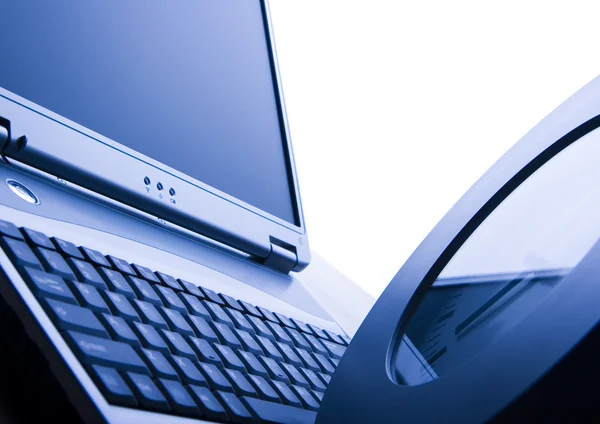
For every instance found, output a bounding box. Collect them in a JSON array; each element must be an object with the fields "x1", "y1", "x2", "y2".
[
  {"x1": 0, "y1": 0, "x2": 309, "y2": 275},
  {"x1": 0, "y1": 2, "x2": 344, "y2": 422}
]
